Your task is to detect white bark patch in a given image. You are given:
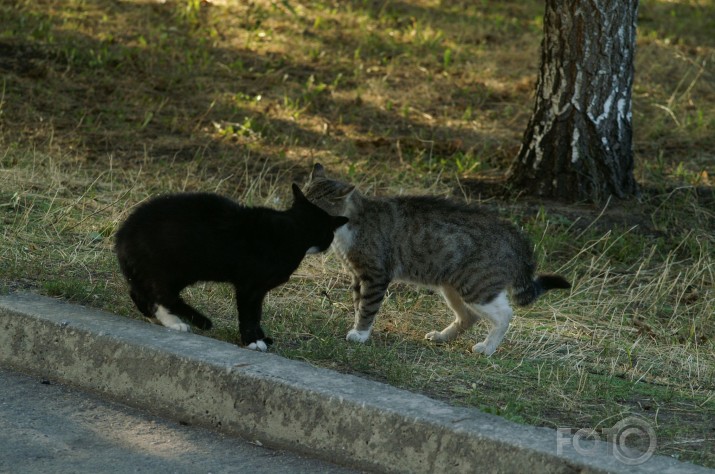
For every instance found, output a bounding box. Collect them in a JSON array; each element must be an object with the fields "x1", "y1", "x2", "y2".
[
  {"x1": 617, "y1": 97, "x2": 628, "y2": 137},
  {"x1": 572, "y1": 68, "x2": 583, "y2": 112},
  {"x1": 601, "y1": 88, "x2": 615, "y2": 122},
  {"x1": 571, "y1": 128, "x2": 580, "y2": 163},
  {"x1": 588, "y1": 86, "x2": 617, "y2": 126},
  {"x1": 617, "y1": 97, "x2": 627, "y2": 118},
  {"x1": 552, "y1": 67, "x2": 571, "y2": 116},
  {"x1": 534, "y1": 137, "x2": 544, "y2": 168},
  {"x1": 606, "y1": 82, "x2": 615, "y2": 112},
  {"x1": 532, "y1": 123, "x2": 548, "y2": 169}
]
